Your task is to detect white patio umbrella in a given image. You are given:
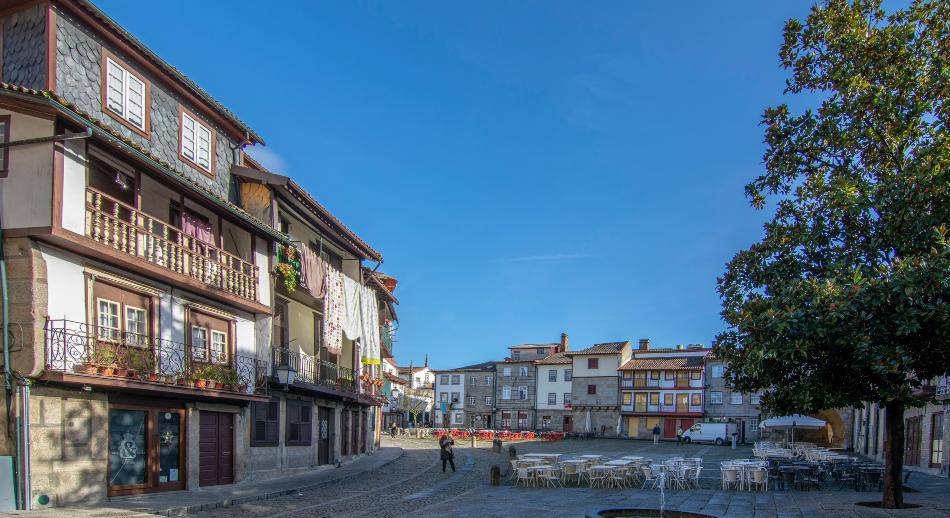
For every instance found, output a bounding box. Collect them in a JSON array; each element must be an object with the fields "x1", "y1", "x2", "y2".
[
  {"x1": 616, "y1": 414, "x2": 623, "y2": 437},
  {"x1": 585, "y1": 410, "x2": 592, "y2": 434},
  {"x1": 759, "y1": 414, "x2": 826, "y2": 445}
]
